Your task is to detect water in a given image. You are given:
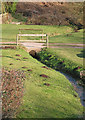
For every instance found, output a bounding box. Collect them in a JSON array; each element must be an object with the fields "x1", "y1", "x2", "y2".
[{"x1": 60, "y1": 72, "x2": 85, "y2": 107}]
